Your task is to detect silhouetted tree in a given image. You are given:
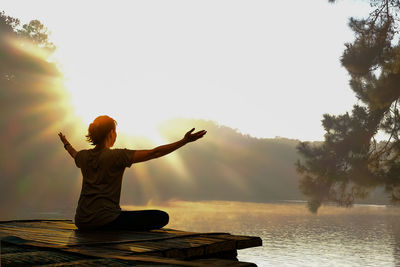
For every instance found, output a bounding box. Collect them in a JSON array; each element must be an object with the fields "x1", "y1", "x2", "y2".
[
  {"x1": 296, "y1": 1, "x2": 400, "y2": 213},
  {"x1": 0, "y1": 12, "x2": 57, "y2": 84}
]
